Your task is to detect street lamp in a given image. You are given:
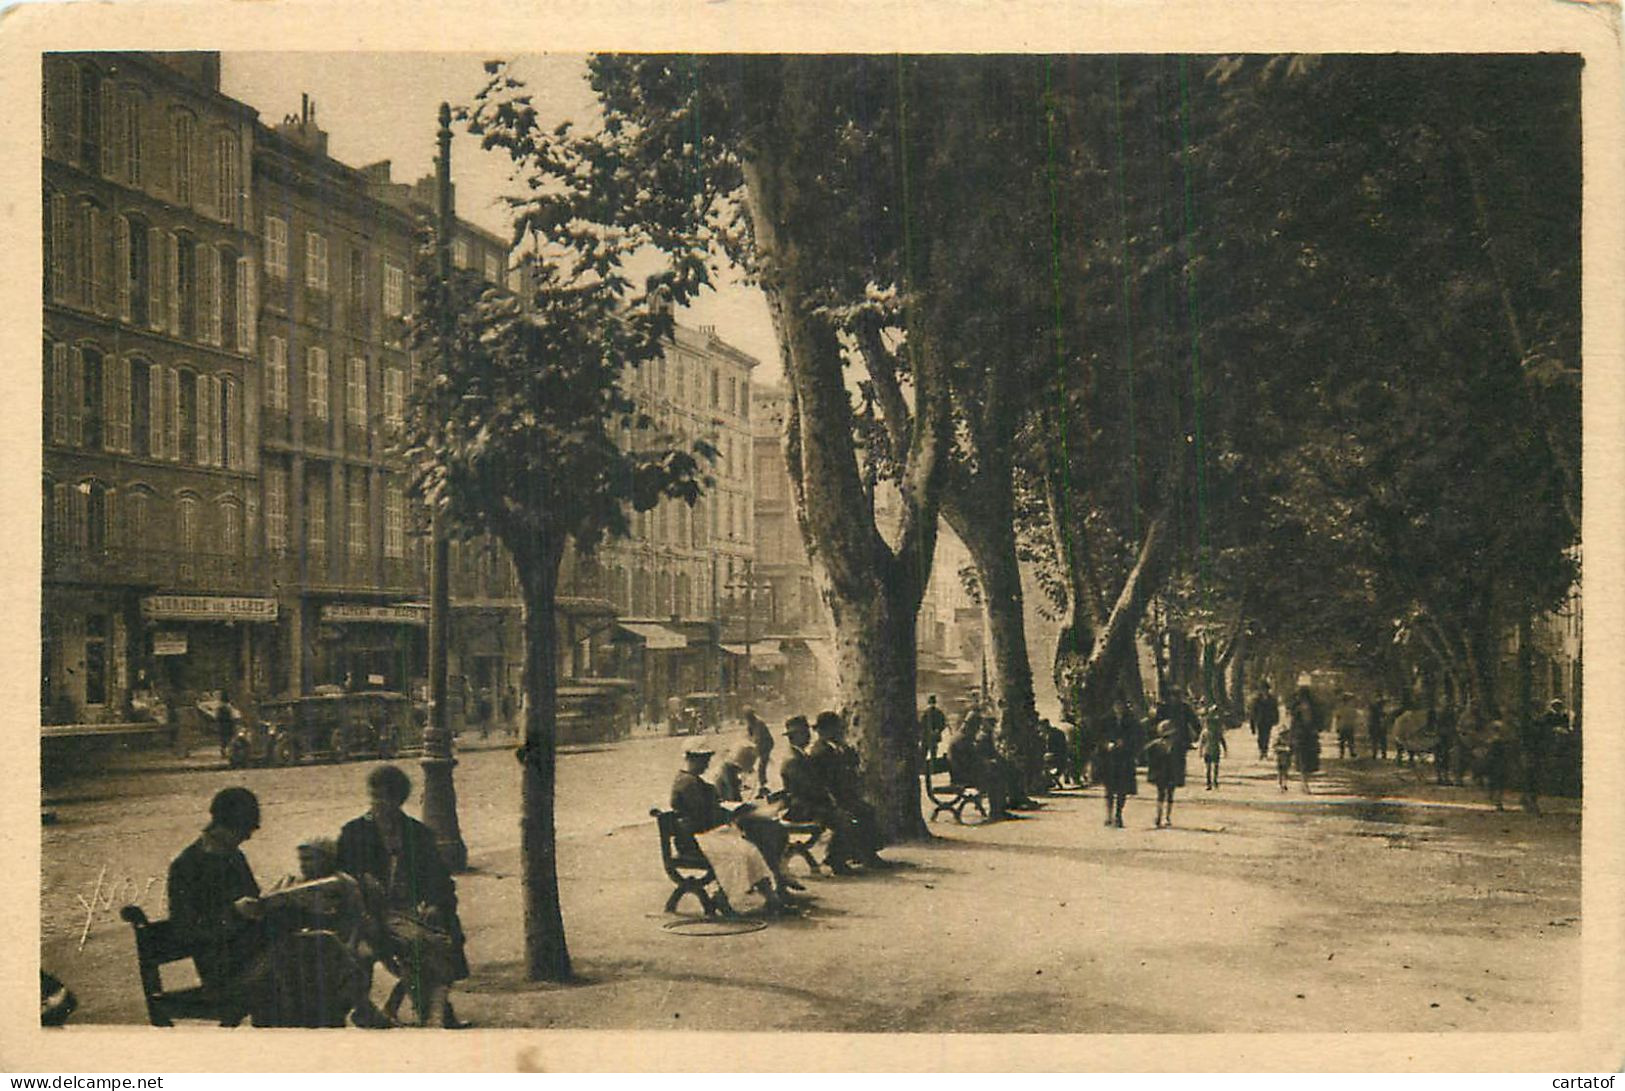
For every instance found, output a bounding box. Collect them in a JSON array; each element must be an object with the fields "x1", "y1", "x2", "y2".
[
  {"x1": 724, "y1": 560, "x2": 776, "y2": 704},
  {"x1": 419, "y1": 102, "x2": 468, "y2": 872}
]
